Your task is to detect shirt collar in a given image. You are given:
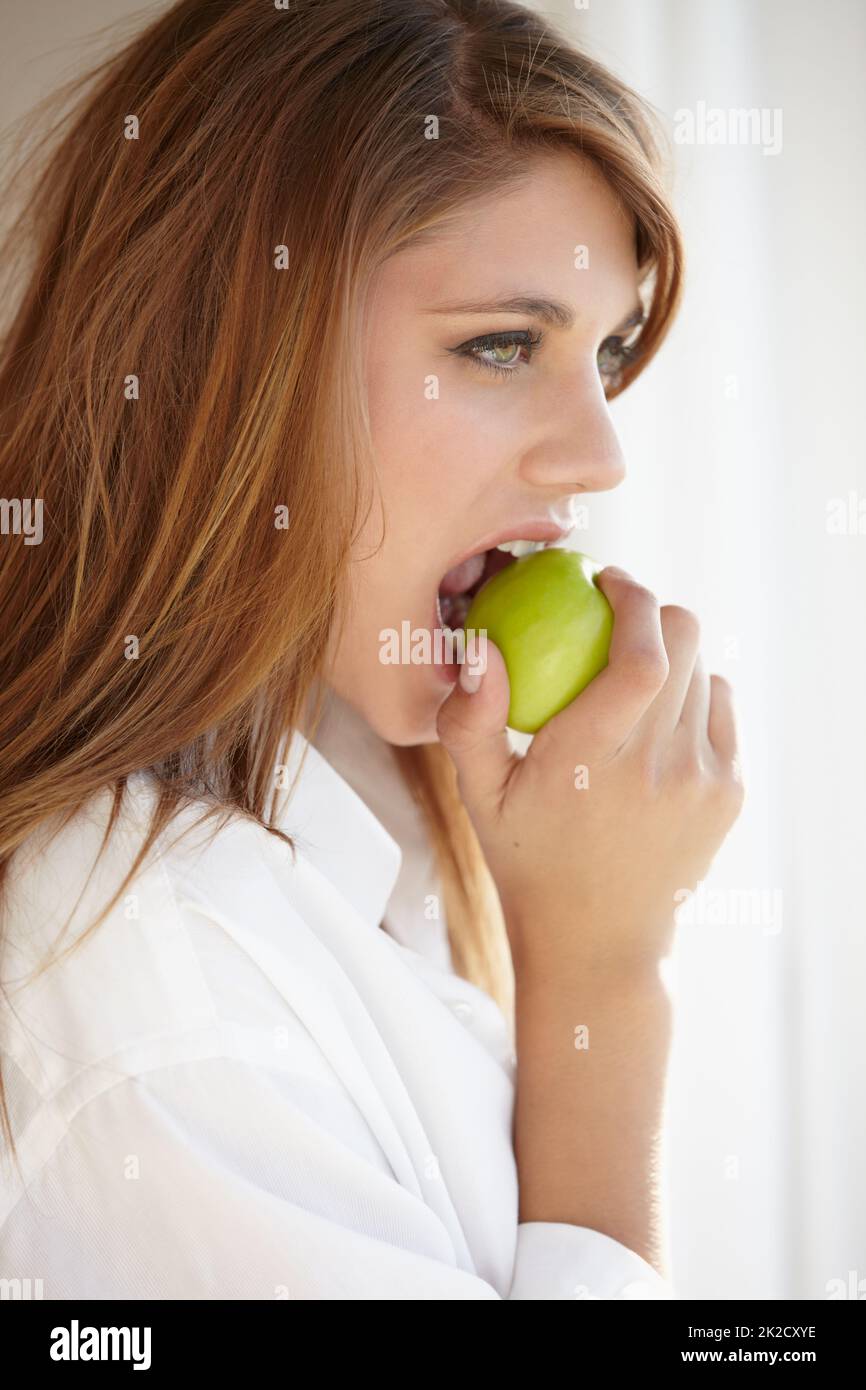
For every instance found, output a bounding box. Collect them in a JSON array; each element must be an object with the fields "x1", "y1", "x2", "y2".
[{"x1": 272, "y1": 729, "x2": 403, "y2": 932}]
